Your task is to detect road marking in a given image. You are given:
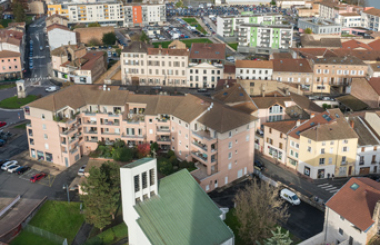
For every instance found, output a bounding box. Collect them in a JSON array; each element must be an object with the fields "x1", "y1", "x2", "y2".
[
  {"x1": 325, "y1": 187, "x2": 337, "y2": 191},
  {"x1": 317, "y1": 183, "x2": 329, "y2": 187},
  {"x1": 320, "y1": 184, "x2": 333, "y2": 189},
  {"x1": 330, "y1": 189, "x2": 339, "y2": 193}
]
